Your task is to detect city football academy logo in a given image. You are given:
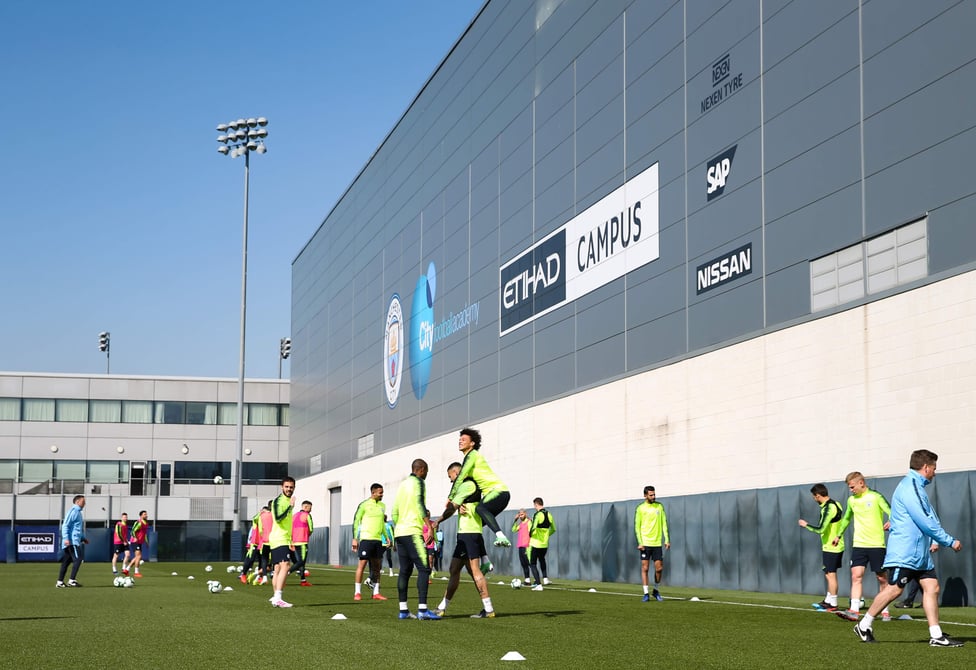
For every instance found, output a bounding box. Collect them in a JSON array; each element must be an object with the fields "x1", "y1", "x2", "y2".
[
  {"x1": 409, "y1": 262, "x2": 436, "y2": 399},
  {"x1": 383, "y1": 295, "x2": 404, "y2": 408}
]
